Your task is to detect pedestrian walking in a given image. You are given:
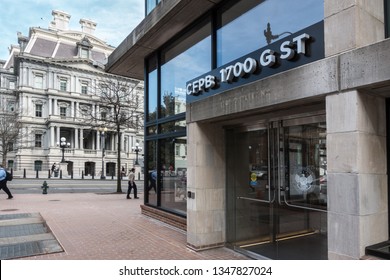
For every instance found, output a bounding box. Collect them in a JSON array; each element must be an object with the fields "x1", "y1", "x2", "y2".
[
  {"x1": 0, "y1": 165, "x2": 13, "y2": 199},
  {"x1": 127, "y1": 168, "x2": 139, "y2": 199}
]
